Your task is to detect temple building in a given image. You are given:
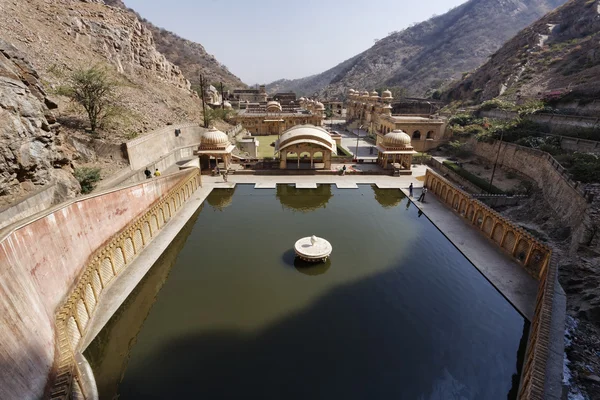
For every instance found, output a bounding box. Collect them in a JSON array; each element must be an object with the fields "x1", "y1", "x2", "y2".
[
  {"x1": 230, "y1": 85, "x2": 268, "y2": 103},
  {"x1": 234, "y1": 98, "x2": 325, "y2": 136},
  {"x1": 275, "y1": 125, "x2": 336, "y2": 169},
  {"x1": 376, "y1": 129, "x2": 417, "y2": 174},
  {"x1": 346, "y1": 89, "x2": 448, "y2": 152},
  {"x1": 195, "y1": 127, "x2": 235, "y2": 170}
]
